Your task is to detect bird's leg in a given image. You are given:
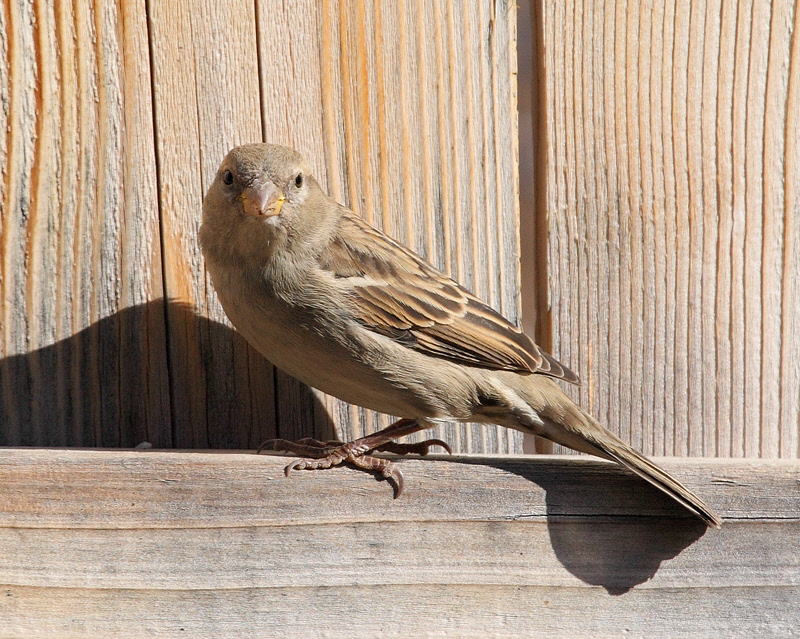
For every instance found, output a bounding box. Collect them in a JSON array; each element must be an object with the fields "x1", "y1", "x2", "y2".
[
  {"x1": 257, "y1": 418, "x2": 452, "y2": 497},
  {"x1": 256, "y1": 437, "x2": 344, "y2": 457},
  {"x1": 372, "y1": 438, "x2": 452, "y2": 456}
]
